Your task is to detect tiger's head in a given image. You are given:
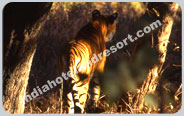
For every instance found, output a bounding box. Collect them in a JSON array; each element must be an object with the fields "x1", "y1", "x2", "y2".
[{"x1": 91, "y1": 10, "x2": 118, "y2": 42}]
